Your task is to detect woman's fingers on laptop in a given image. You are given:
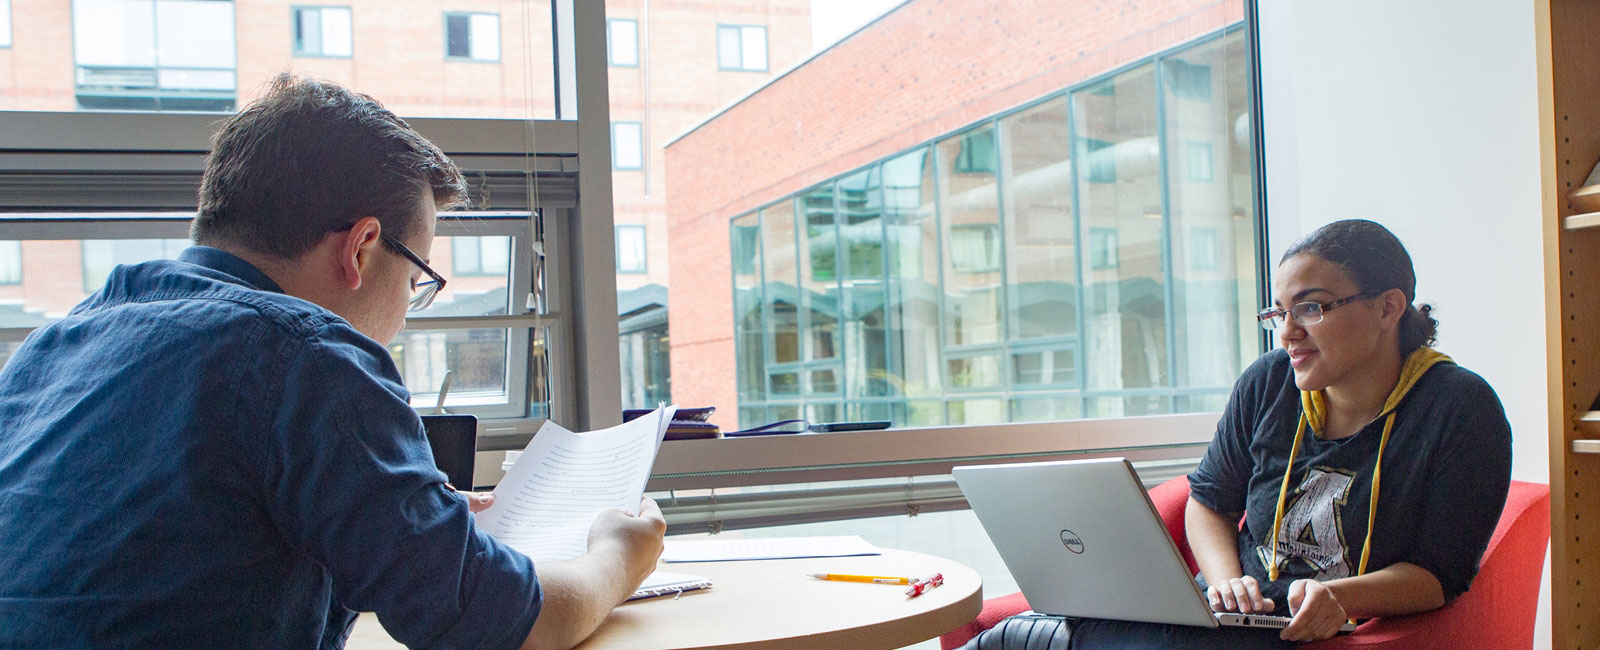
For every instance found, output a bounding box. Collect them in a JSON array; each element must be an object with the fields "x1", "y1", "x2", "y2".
[
  {"x1": 1281, "y1": 579, "x2": 1345, "y2": 642},
  {"x1": 1211, "y1": 576, "x2": 1271, "y2": 613}
]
